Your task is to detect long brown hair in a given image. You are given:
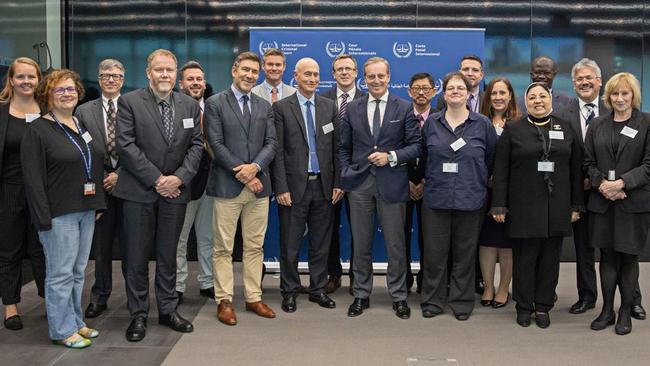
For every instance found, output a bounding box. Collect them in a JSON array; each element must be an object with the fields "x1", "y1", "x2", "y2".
[
  {"x1": 480, "y1": 77, "x2": 521, "y2": 121},
  {"x1": 0, "y1": 57, "x2": 42, "y2": 104}
]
